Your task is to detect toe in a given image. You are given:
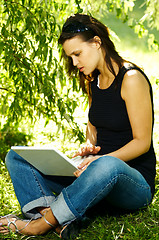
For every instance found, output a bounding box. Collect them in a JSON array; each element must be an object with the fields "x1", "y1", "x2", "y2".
[
  {"x1": 0, "y1": 225, "x2": 10, "y2": 234},
  {"x1": 0, "y1": 216, "x2": 17, "y2": 233}
]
